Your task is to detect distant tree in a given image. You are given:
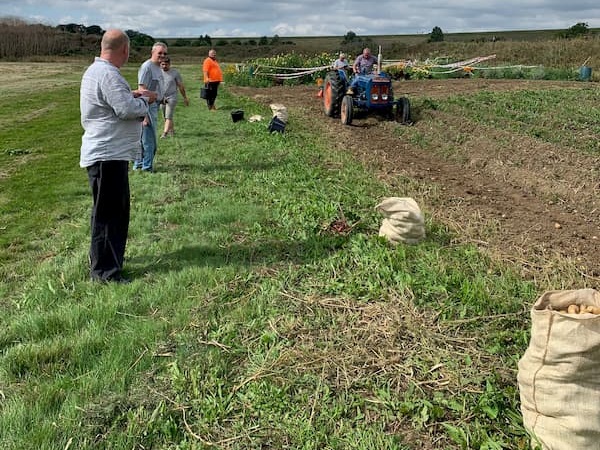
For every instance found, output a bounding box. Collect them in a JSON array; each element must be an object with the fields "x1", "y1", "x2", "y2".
[
  {"x1": 270, "y1": 34, "x2": 280, "y2": 45},
  {"x1": 341, "y1": 31, "x2": 372, "y2": 55},
  {"x1": 247, "y1": 39, "x2": 257, "y2": 46},
  {"x1": 216, "y1": 39, "x2": 228, "y2": 46},
  {"x1": 126, "y1": 29, "x2": 154, "y2": 46},
  {"x1": 559, "y1": 22, "x2": 590, "y2": 38},
  {"x1": 59, "y1": 23, "x2": 86, "y2": 34},
  {"x1": 342, "y1": 31, "x2": 357, "y2": 44},
  {"x1": 428, "y1": 26, "x2": 444, "y2": 42},
  {"x1": 84, "y1": 25, "x2": 103, "y2": 35},
  {"x1": 258, "y1": 36, "x2": 269, "y2": 45},
  {"x1": 231, "y1": 39, "x2": 242, "y2": 45},
  {"x1": 195, "y1": 34, "x2": 212, "y2": 46}
]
